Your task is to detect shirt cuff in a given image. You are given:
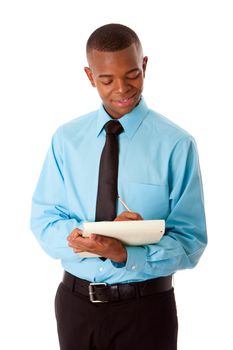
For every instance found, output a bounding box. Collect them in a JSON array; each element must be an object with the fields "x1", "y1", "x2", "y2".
[{"x1": 125, "y1": 246, "x2": 147, "y2": 272}]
